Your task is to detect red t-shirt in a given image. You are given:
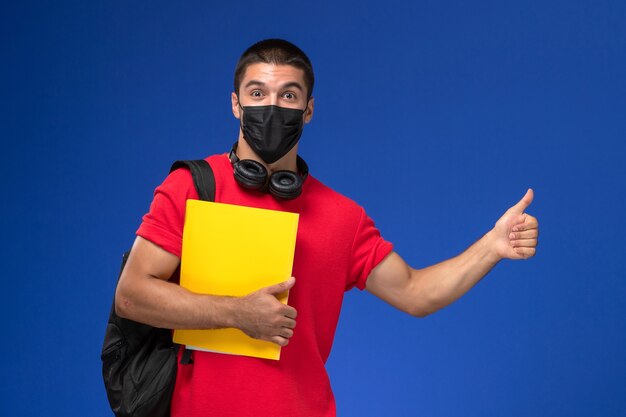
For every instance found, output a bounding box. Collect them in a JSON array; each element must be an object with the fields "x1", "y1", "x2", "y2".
[{"x1": 137, "y1": 154, "x2": 393, "y2": 417}]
